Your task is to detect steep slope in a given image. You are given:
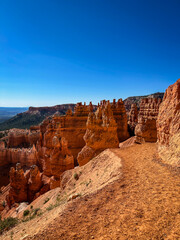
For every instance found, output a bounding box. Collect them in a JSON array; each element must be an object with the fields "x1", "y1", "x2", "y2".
[
  {"x1": 2, "y1": 143, "x2": 179, "y2": 240},
  {"x1": 0, "y1": 107, "x2": 28, "y2": 123}
]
